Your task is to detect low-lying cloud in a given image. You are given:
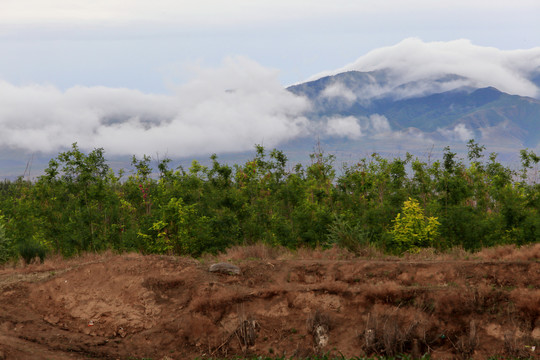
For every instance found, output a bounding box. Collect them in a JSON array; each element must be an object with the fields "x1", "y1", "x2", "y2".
[
  {"x1": 438, "y1": 123, "x2": 475, "y2": 142},
  {"x1": 322, "y1": 114, "x2": 394, "y2": 139},
  {"x1": 0, "y1": 57, "x2": 310, "y2": 157},
  {"x1": 3, "y1": 40, "x2": 539, "y2": 160},
  {"x1": 321, "y1": 83, "x2": 358, "y2": 105},
  {"x1": 310, "y1": 38, "x2": 540, "y2": 99},
  {"x1": 325, "y1": 116, "x2": 363, "y2": 139}
]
